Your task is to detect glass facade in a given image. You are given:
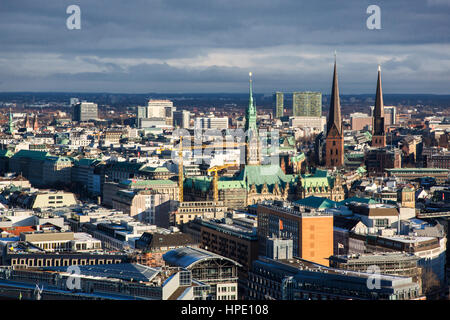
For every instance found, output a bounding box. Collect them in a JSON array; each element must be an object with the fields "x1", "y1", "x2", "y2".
[{"x1": 292, "y1": 92, "x2": 322, "y2": 117}]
